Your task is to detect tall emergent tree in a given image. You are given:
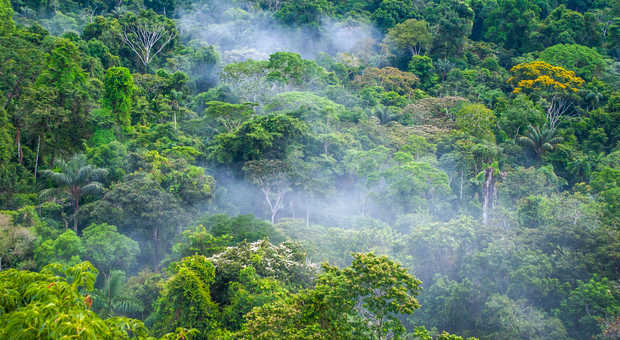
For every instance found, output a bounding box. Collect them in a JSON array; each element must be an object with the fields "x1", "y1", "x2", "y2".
[
  {"x1": 104, "y1": 67, "x2": 134, "y2": 135},
  {"x1": 121, "y1": 16, "x2": 176, "y2": 72},
  {"x1": 385, "y1": 19, "x2": 432, "y2": 56},
  {"x1": 40, "y1": 154, "x2": 108, "y2": 232},
  {"x1": 508, "y1": 61, "x2": 585, "y2": 128}
]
